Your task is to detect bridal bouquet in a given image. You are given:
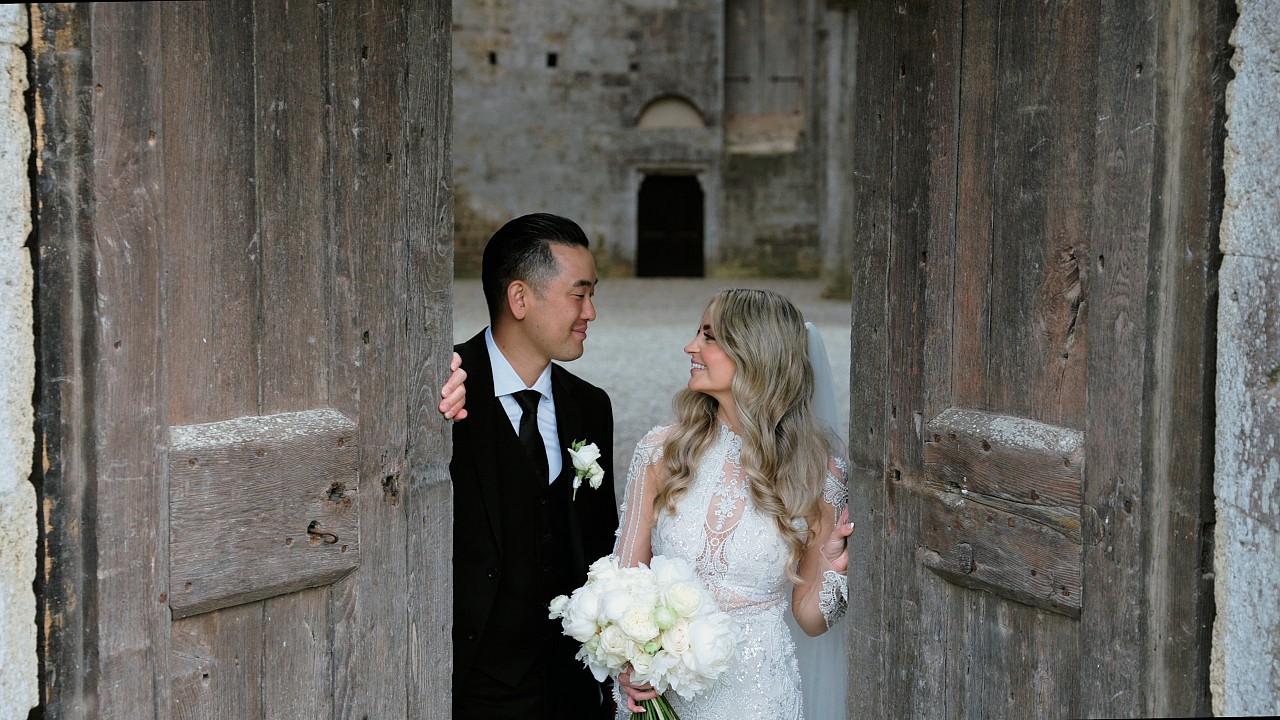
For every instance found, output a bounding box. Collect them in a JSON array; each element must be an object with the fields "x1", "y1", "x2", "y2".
[{"x1": 548, "y1": 555, "x2": 741, "y2": 719}]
